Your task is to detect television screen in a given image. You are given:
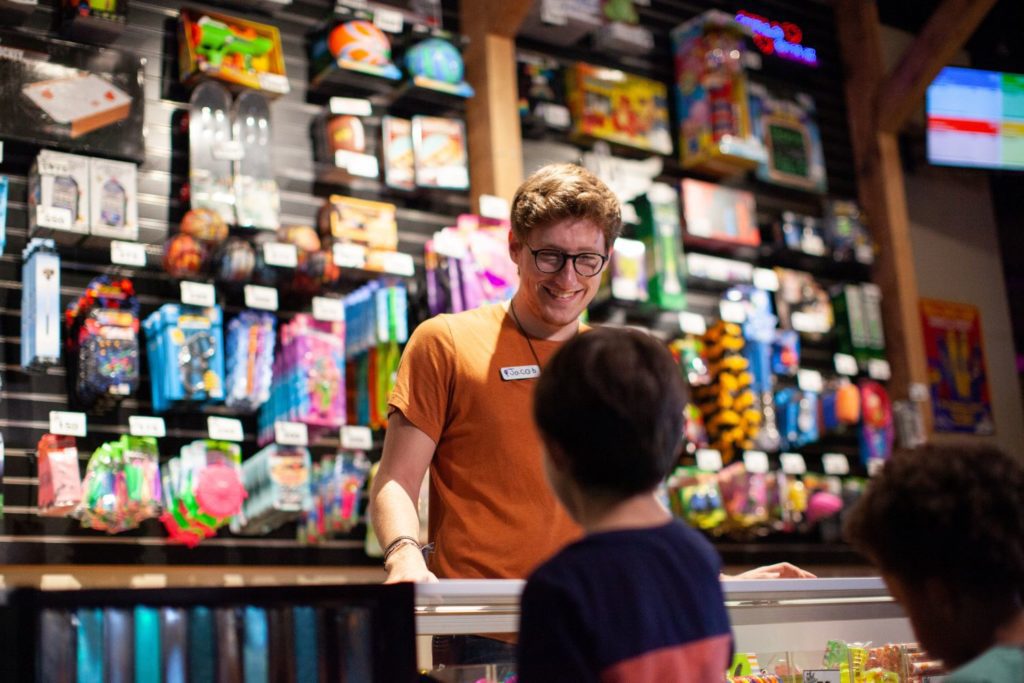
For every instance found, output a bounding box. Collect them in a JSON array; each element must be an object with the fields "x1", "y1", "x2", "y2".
[{"x1": 926, "y1": 66, "x2": 1024, "y2": 170}]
